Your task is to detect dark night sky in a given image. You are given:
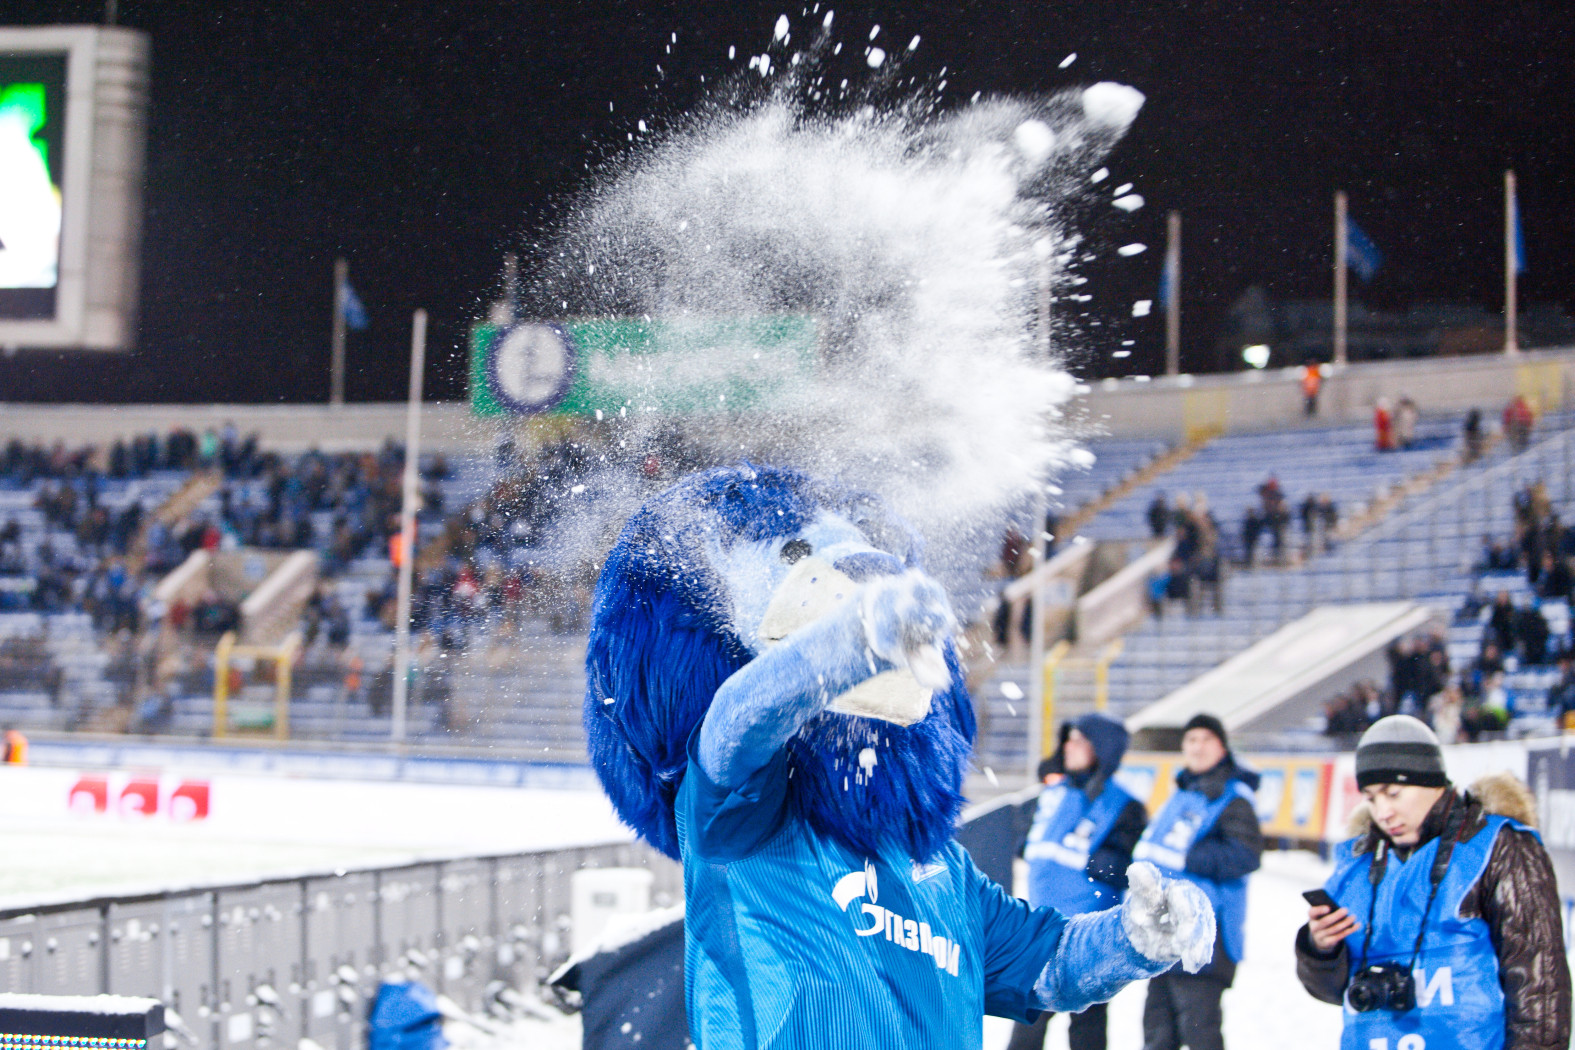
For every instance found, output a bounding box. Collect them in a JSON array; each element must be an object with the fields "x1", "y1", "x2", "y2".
[{"x1": 7, "y1": 0, "x2": 1575, "y2": 401}]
